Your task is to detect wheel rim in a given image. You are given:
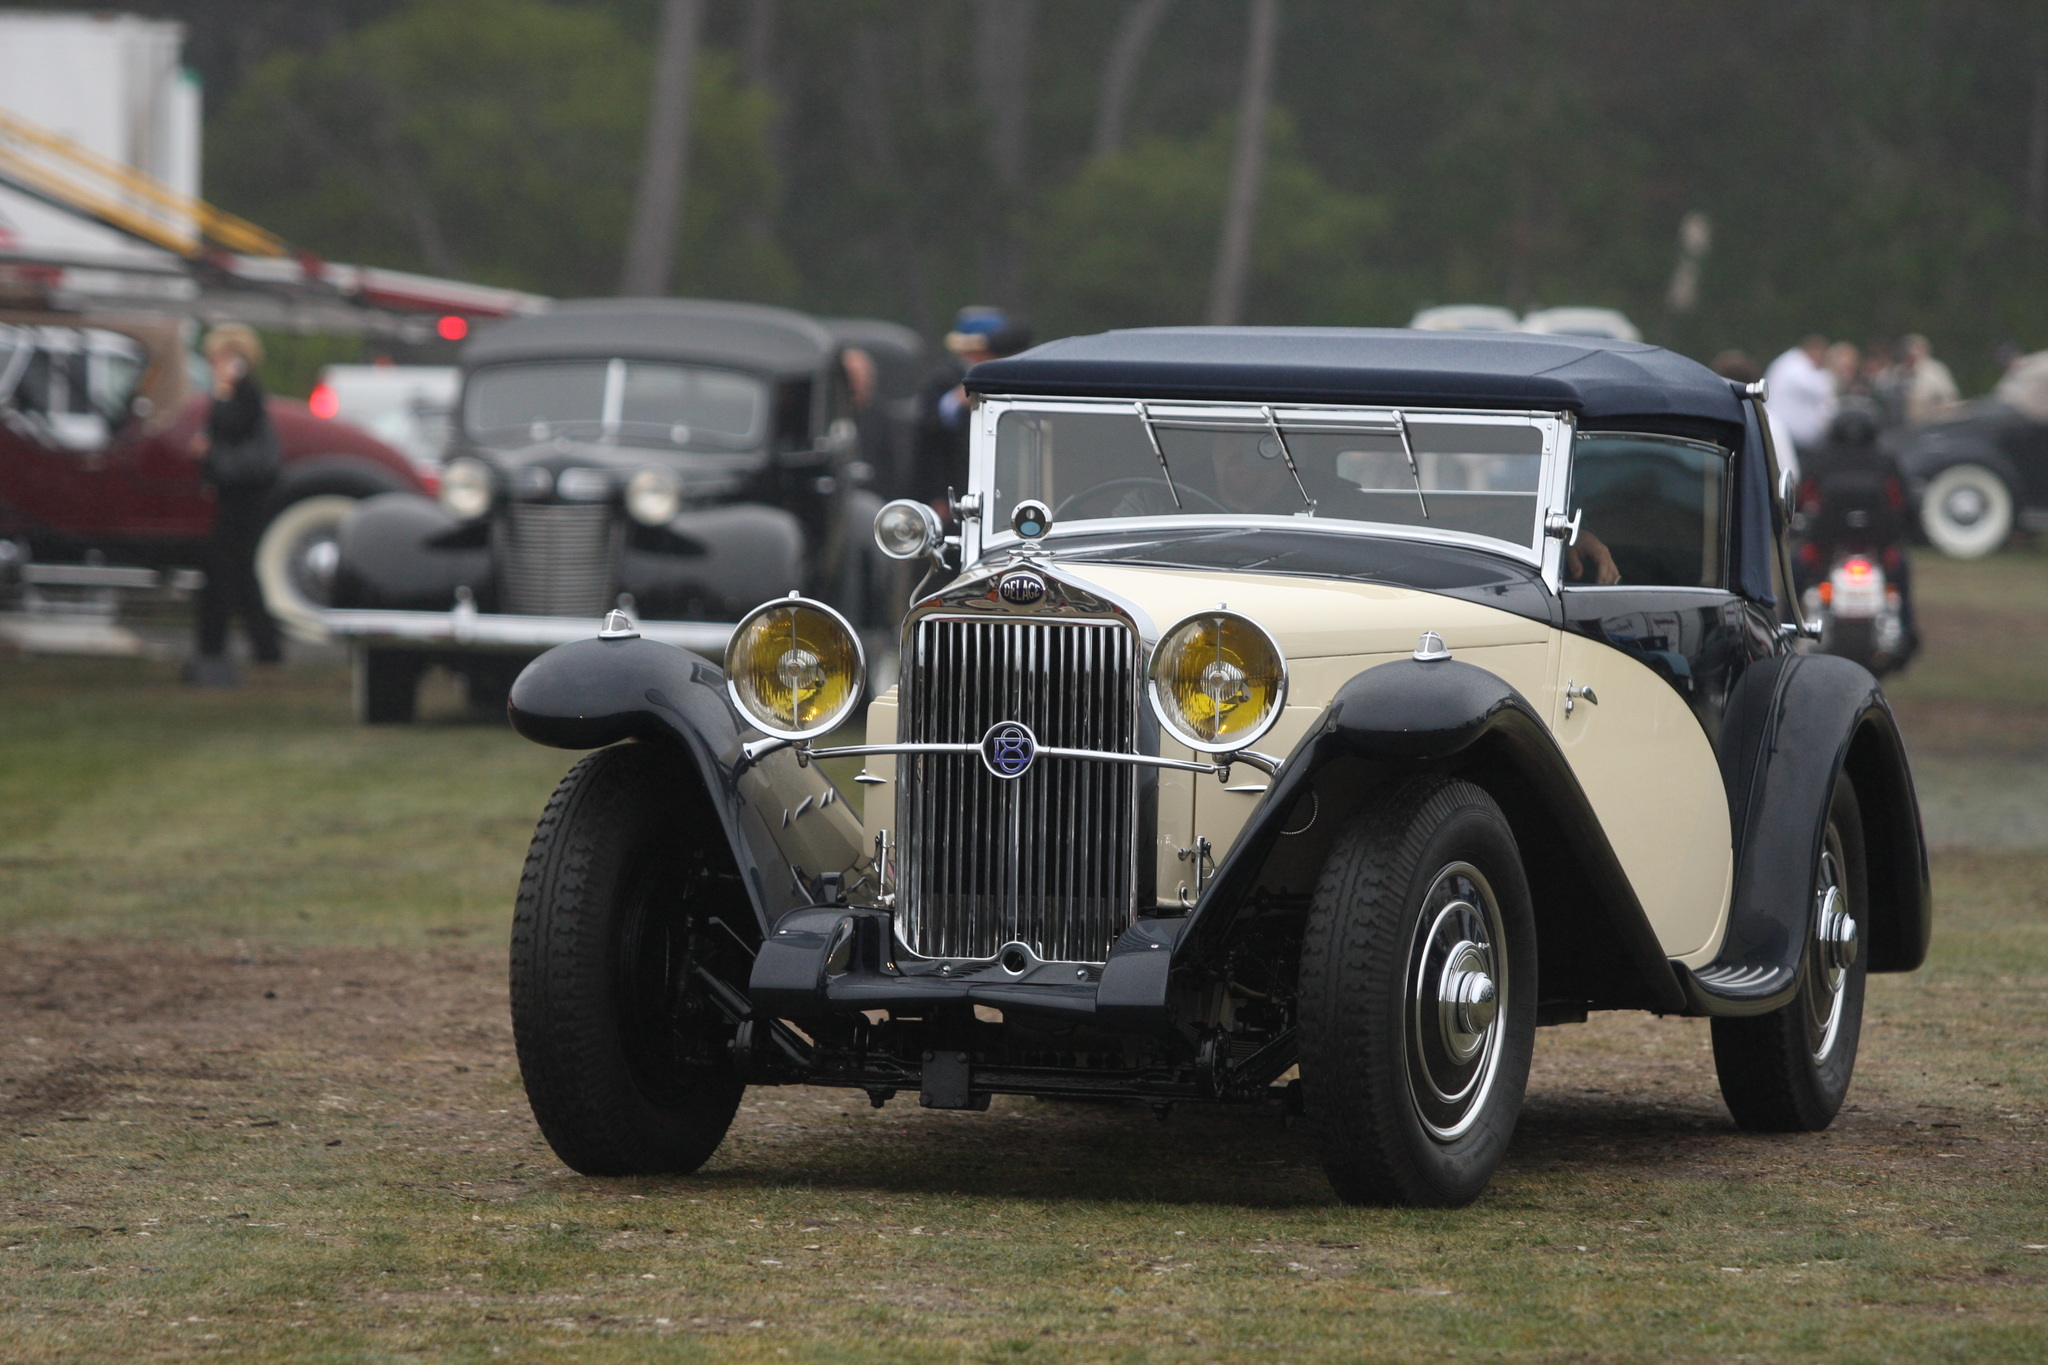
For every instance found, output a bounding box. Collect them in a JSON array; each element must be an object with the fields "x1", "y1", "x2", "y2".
[
  {"x1": 614, "y1": 849, "x2": 739, "y2": 1104},
  {"x1": 1405, "y1": 861, "x2": 1508, "y2": 1142},
  {"x1": 1802, "y1": 829, "x2": 1859, "y2": 1064}
]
